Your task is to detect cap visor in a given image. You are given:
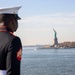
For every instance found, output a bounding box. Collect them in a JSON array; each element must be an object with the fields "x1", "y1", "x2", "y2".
[{"x1": 16, "y1": 14, "x2": 21, "y2": 20}]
